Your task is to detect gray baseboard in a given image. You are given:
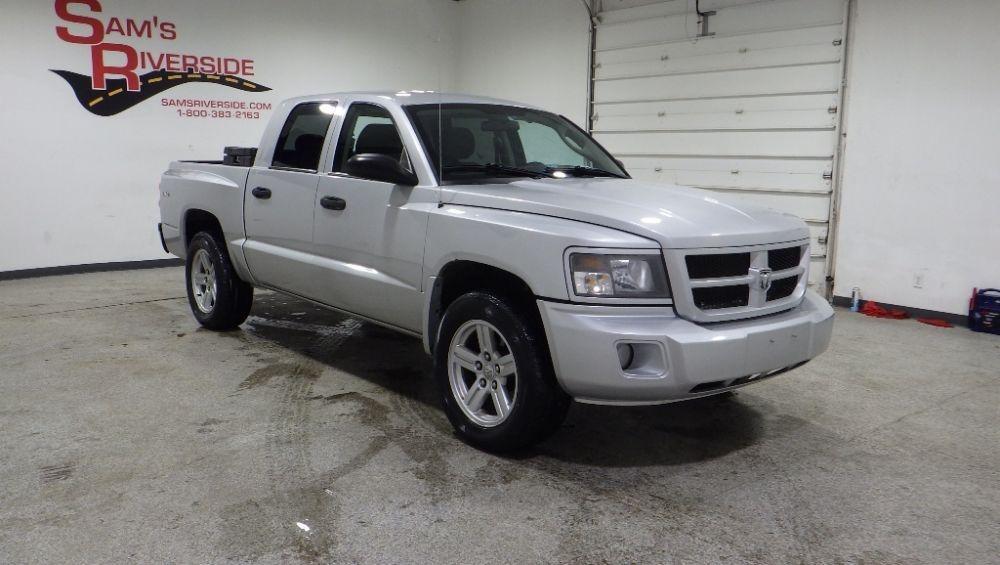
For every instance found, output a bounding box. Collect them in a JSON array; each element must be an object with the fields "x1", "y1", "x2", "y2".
[{"x1": 0, "y1": 259, "x2": 183, "y2": 282}]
